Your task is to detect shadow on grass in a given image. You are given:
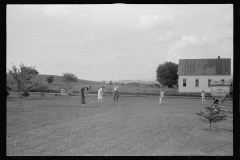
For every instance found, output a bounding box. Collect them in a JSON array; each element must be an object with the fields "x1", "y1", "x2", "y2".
[
  {"x1": 7, "y1": 98, "x2": 21, "y2": 101},
  {"x1": 77, "y1": 106, "x2": 103, "y2": 108},
  {"x1": 37, "y1": 104, "x2": 104, "y2": 109},
  {"x1": 7, "y1": 97, "x2": 59, "y2": 101},
  {"x1": 220, "y1": 128, "x2": 233, "y2": 132},
  {"x1": 203, "y1": 127, "x2": 233, "y2": 133}
]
